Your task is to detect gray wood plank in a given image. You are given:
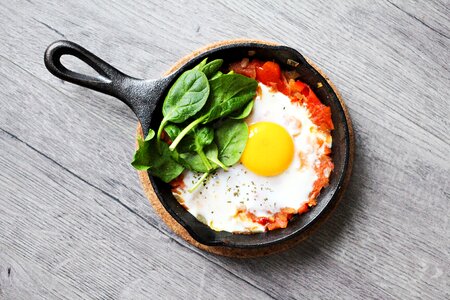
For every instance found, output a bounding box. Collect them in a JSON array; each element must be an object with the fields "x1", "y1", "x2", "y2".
[
  {"x1": 0, "y1": 0, "x2": 449, "y2": 299},
  {"x1": 0, "y1": 130, "x2": 272, "y2": 300}
]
